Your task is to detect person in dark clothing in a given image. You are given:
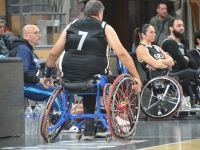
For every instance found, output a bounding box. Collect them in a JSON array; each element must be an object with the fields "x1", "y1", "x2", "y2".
[
  {"x1": 134, "y1": 24, "x2": 200, "y2": 108},
  {"x1": 43, "y1": 0, "x2": 142, "y2": 140},
  {"x1": 188, "y1": 30, "x2": 200, "y2": 102},
  {"x1": 161, "y1": 18, "x2": 197, "y2": 72},
  {"x1": 188, "y1": 30, "x2": 200, "y2": 70},
  {"x1": 161, "y1": 18, "x2": 200, "y2": 107},
  {"x1": 0, "y1": 19, "x2": 9, "y2": 57},
  {"x1": 9, "y1": 25, "x2": 57, "y2": 102},
  {"x1": 160, "y1": 18, "x2": 200, "y2": 94}
]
